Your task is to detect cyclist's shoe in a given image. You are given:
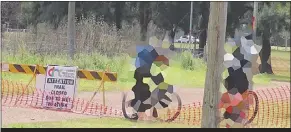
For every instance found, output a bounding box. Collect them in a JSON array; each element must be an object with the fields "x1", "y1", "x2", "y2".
[
  {"x1": 152, "y1": 107, "x2": 158, "y2": 118},
  {"x1": 131, "y1": 113, "x2": 139, "y2": 120}
]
